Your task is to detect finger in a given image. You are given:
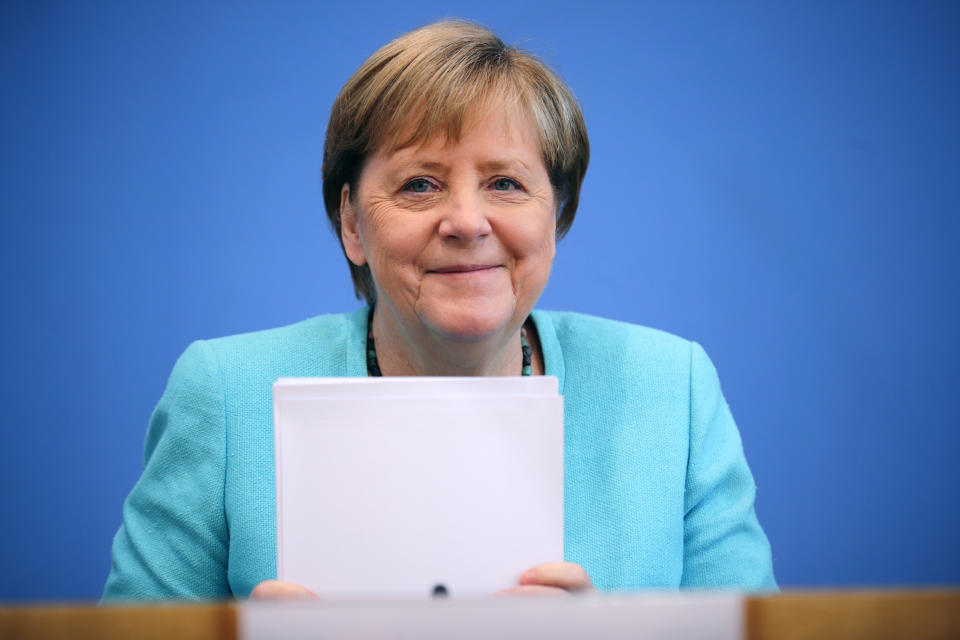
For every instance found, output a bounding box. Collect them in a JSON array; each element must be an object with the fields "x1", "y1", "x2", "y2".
[
  {"x1": 249, "y1": 580, "x2": 320, "y2": 600},
  {"x1": 495, "y1": 585, "x2": 572, "y2": 597},
  {"x1": 519, "y1": 562, "x2": 595, "y2": 592}
]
